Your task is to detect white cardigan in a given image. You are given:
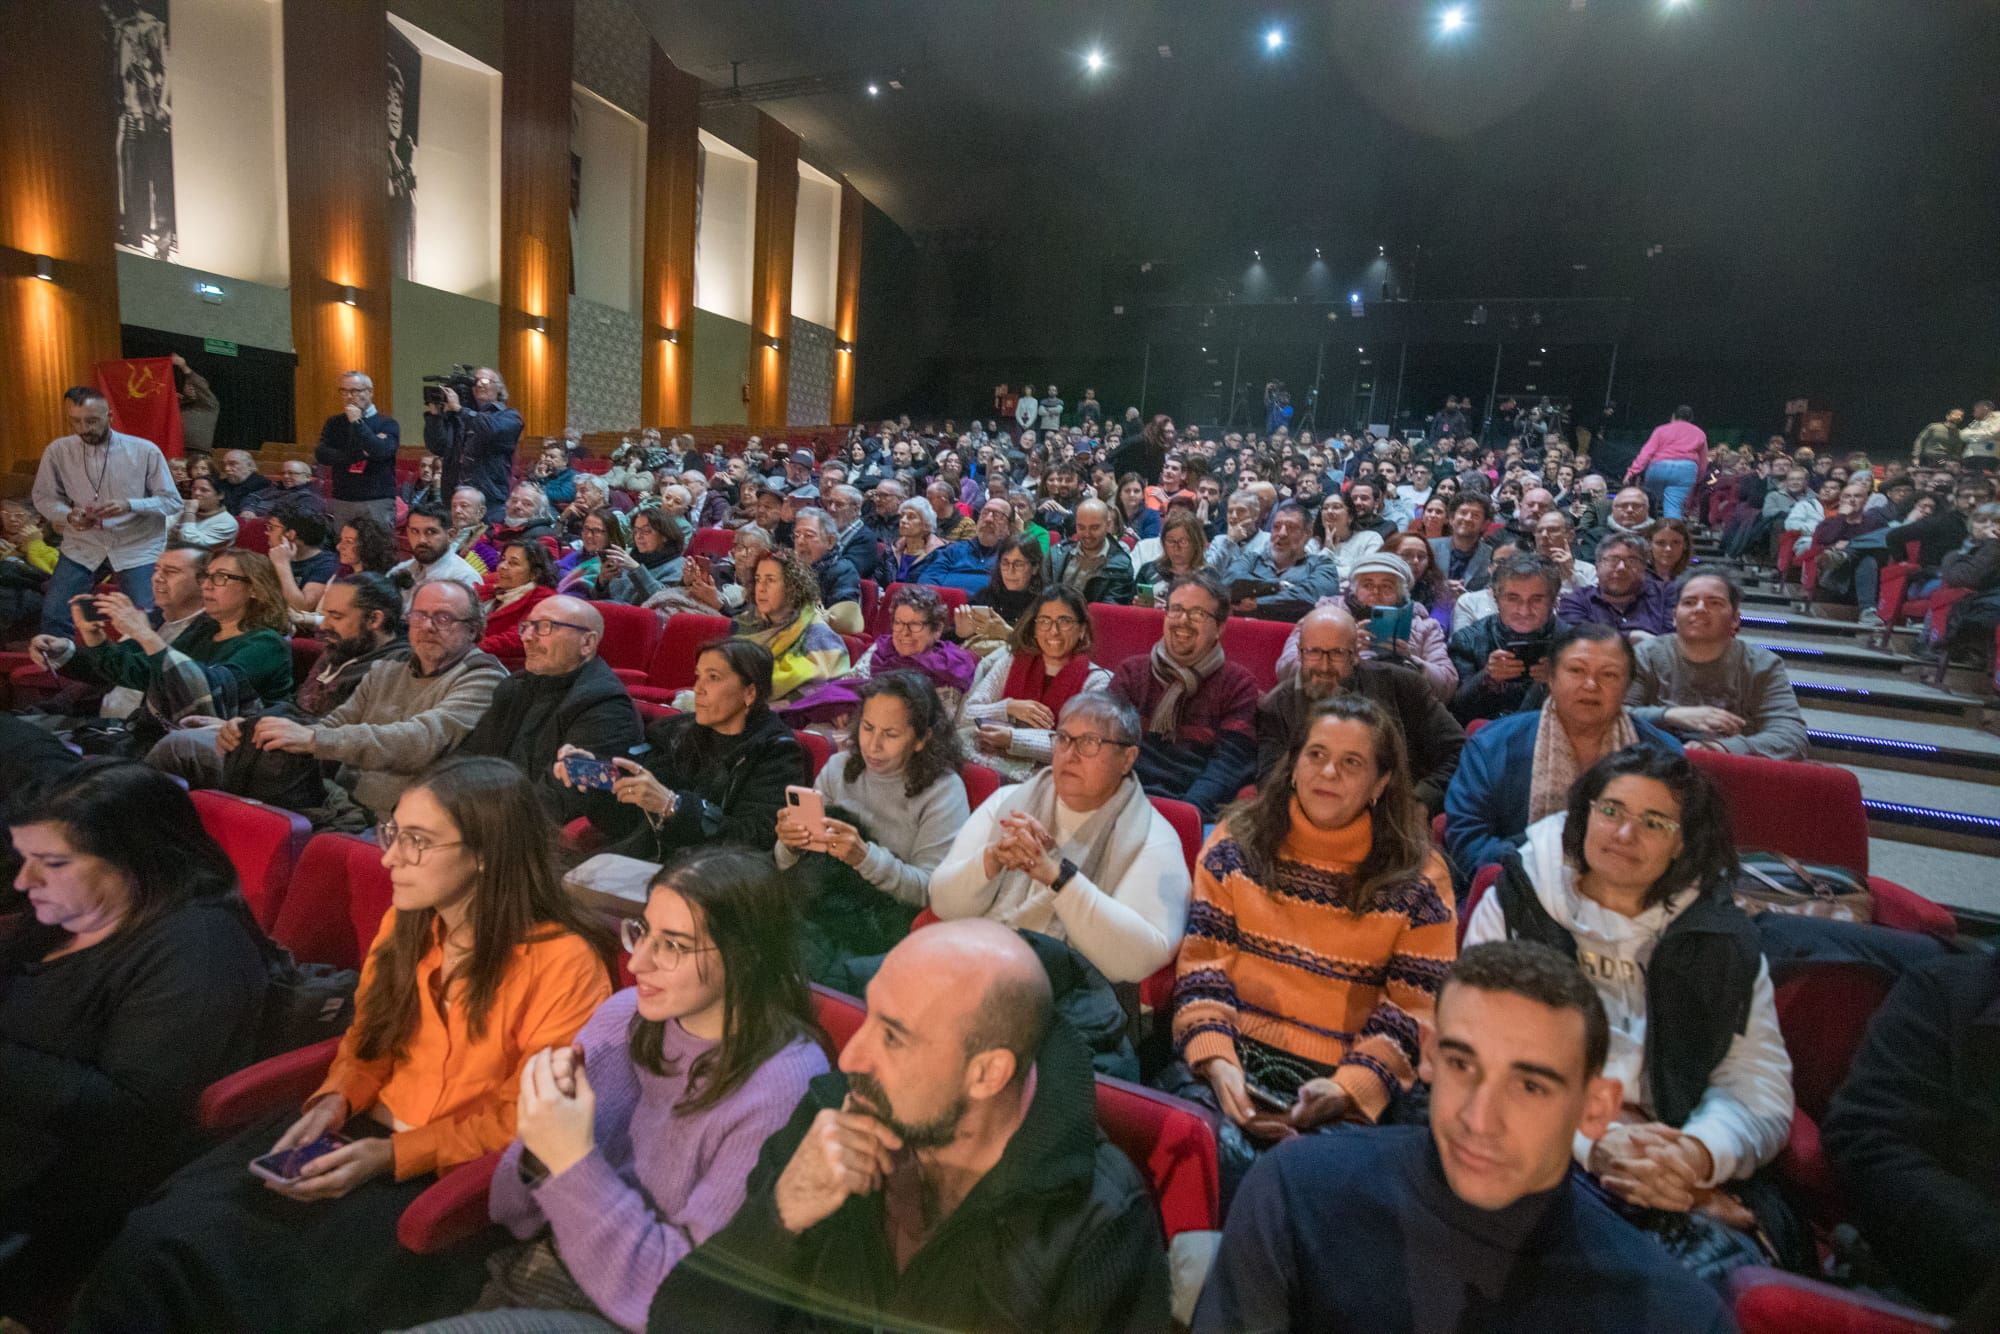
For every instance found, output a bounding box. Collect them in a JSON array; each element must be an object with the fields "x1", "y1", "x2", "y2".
[{"x1": 956, "y1": 646, "x2": 1112, "y2": 780}]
